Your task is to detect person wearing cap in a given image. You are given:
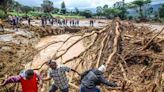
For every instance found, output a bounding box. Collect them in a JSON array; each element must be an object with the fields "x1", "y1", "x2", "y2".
[
  {"x1": 43, "y1": 60, "x2": 80, "y2": 92},
  {"x1": 80, "y1": 65, "x2": 118, "y2": 92},
  {"x1": 0, "y1": 69, "x2": 42, "y2": 92}
]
